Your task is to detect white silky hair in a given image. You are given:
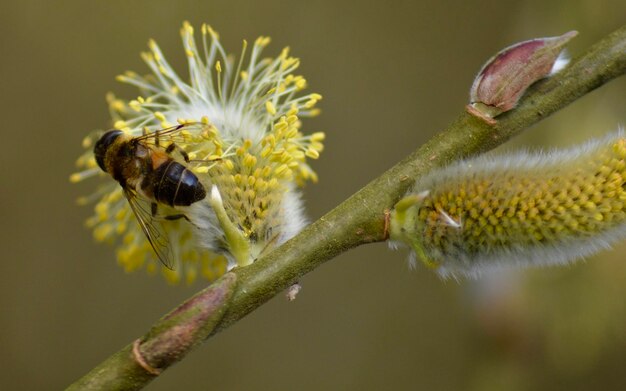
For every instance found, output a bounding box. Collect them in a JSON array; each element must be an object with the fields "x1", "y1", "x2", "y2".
[
  {"x1": 276, "y1": 183, "x2": 308, "y2": 245},
  {"x1": 549, "y1": 51, "x2": 570, "y2": 75},
  {"x1": 397, "y1": 130, "x2": 626, "y2": 279},
  {"x1": 187, "y1": 182, "x2": 307, "y2": 270}
]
